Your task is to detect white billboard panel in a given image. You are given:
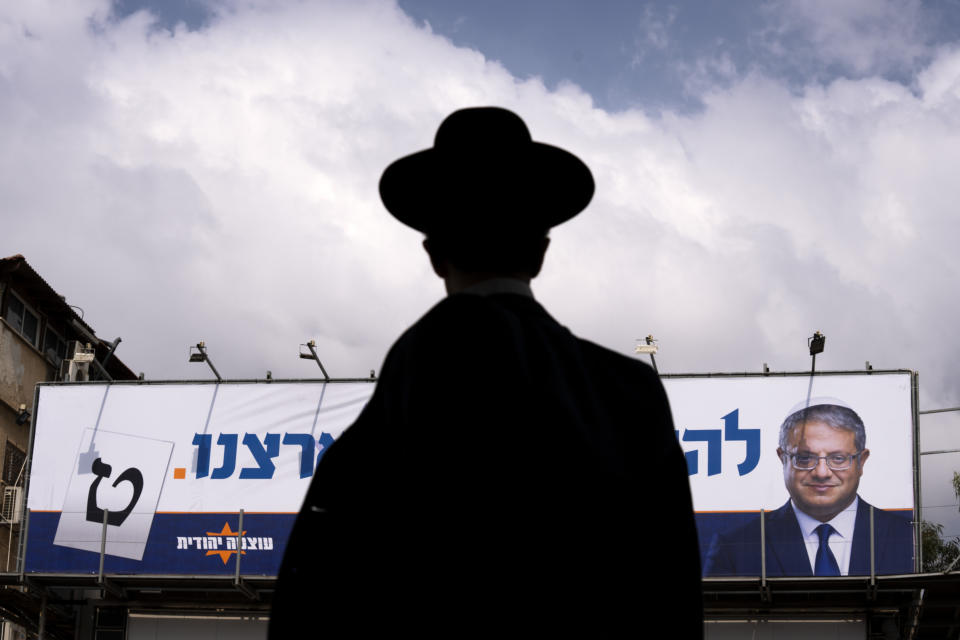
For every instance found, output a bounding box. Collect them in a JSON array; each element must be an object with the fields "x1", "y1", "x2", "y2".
[
  {"x1": 662, "y1": 373, "x2": 914, "y2": 512},
  {"x1": 661, "y1": 372, "x2": 916, "y2": 577},
  {"x1": 26, "y1": 381, "x2": 375, "y2": 575},
  {"x1": 24, "y1": 372, "x2": 915, "y2": 577}
]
